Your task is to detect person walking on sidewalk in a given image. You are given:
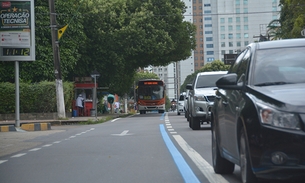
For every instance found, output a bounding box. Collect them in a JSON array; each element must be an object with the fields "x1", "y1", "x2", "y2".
[{"x1": 76, "y1": 94, "x2": 84, "y2": 116}]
